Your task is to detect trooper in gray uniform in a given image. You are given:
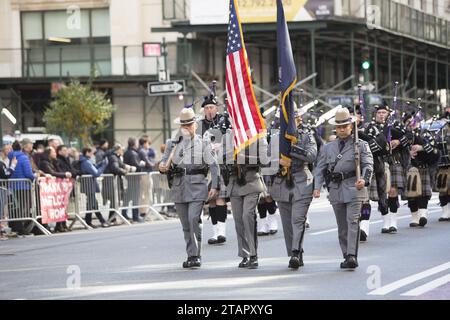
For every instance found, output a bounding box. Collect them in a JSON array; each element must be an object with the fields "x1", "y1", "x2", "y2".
[
  {"x1": 313, "y1": 107, "x2": 373, "y2": 269},
  {"x1": 268, "y1": 106, "x2": 317, "y2": 269},
  {"x1": 159, "y1": 106, "x2": 219, "y2": 269},
  {"x1": 226, "y1": 138, "x2": 268, "y2": 269}
]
